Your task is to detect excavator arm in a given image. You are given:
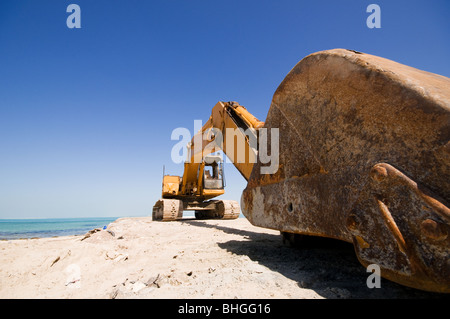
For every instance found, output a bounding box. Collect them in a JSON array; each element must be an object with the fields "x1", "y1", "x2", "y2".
[{"x1": 182, "y1": 101, "x2": 264, "y2": 191}]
